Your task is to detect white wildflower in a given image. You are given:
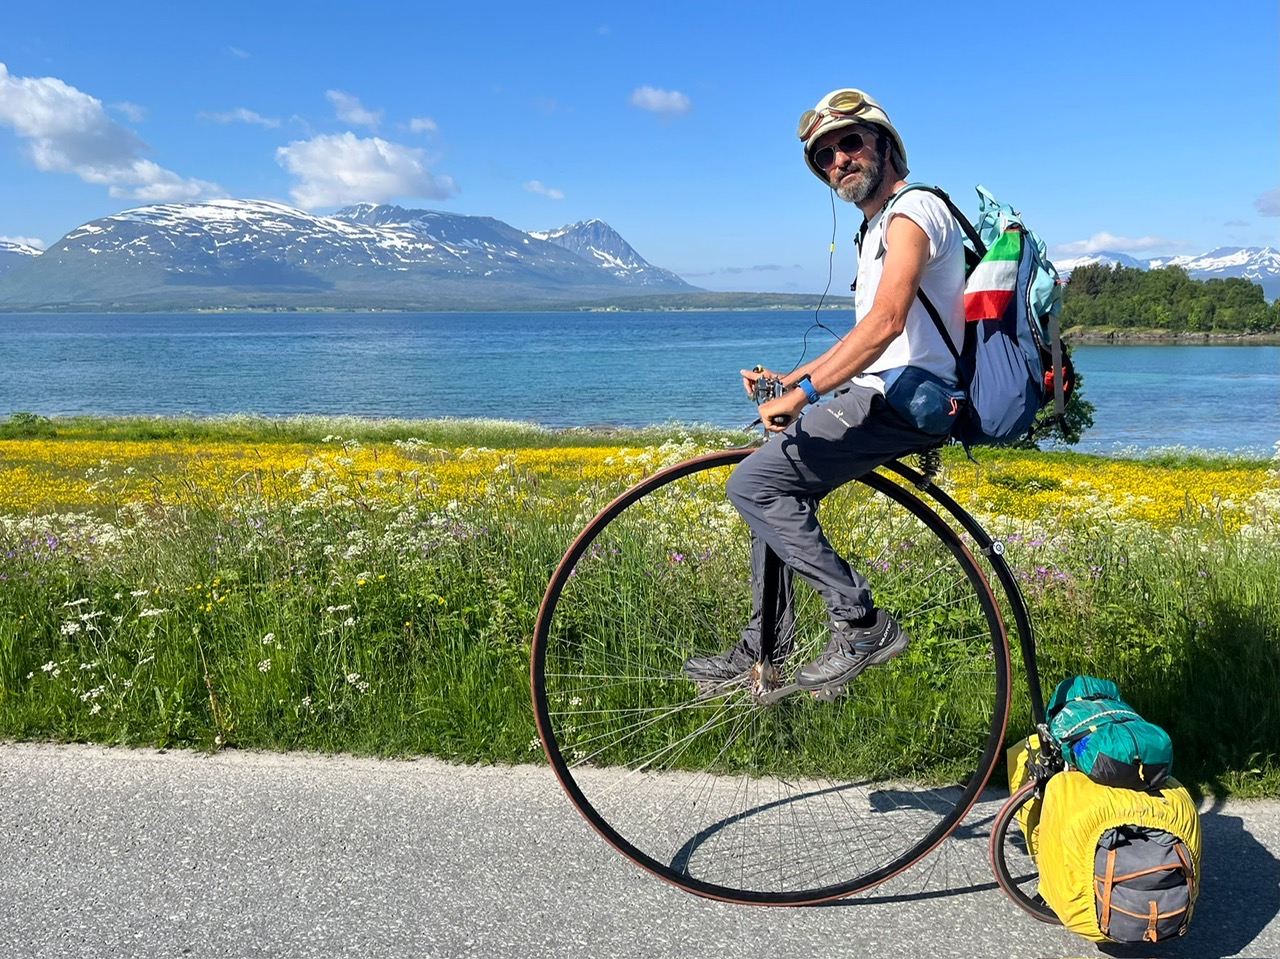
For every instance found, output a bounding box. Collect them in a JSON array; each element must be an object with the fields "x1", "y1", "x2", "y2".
[{"x1": 258, "y1": 659, "x2": 272, "y2": 673}]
